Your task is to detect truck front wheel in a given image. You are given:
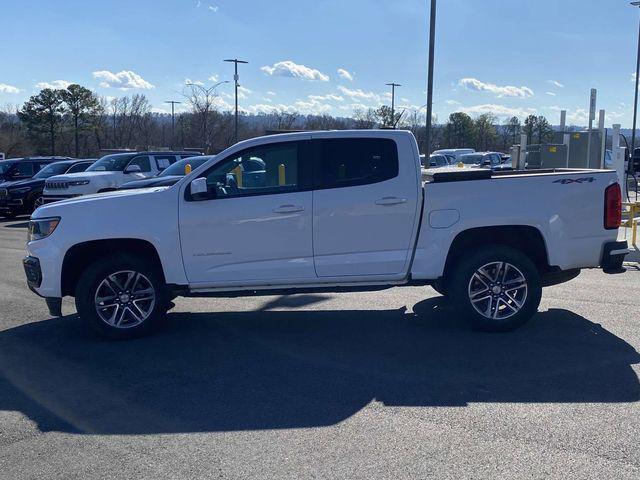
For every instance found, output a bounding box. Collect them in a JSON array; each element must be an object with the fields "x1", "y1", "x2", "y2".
[
  {"x1": 448, "y1": 246, "x2": 542, "y2": 332},
  {"x1": 75, "y1": 254, "x2": 169, "y2": 339}
]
